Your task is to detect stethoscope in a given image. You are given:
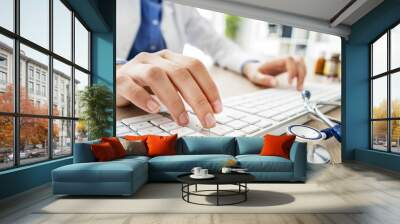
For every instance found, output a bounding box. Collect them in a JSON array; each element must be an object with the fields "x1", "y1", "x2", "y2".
[{"x1": 287, "y1": 90, "x2": 341, "y2": 163}]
